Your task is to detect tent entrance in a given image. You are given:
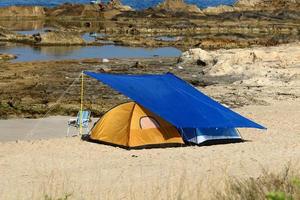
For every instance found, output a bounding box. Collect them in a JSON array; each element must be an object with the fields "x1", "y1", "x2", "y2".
[{"x1": 179, "y1": 128, "x2": 242, "y2": 144}]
